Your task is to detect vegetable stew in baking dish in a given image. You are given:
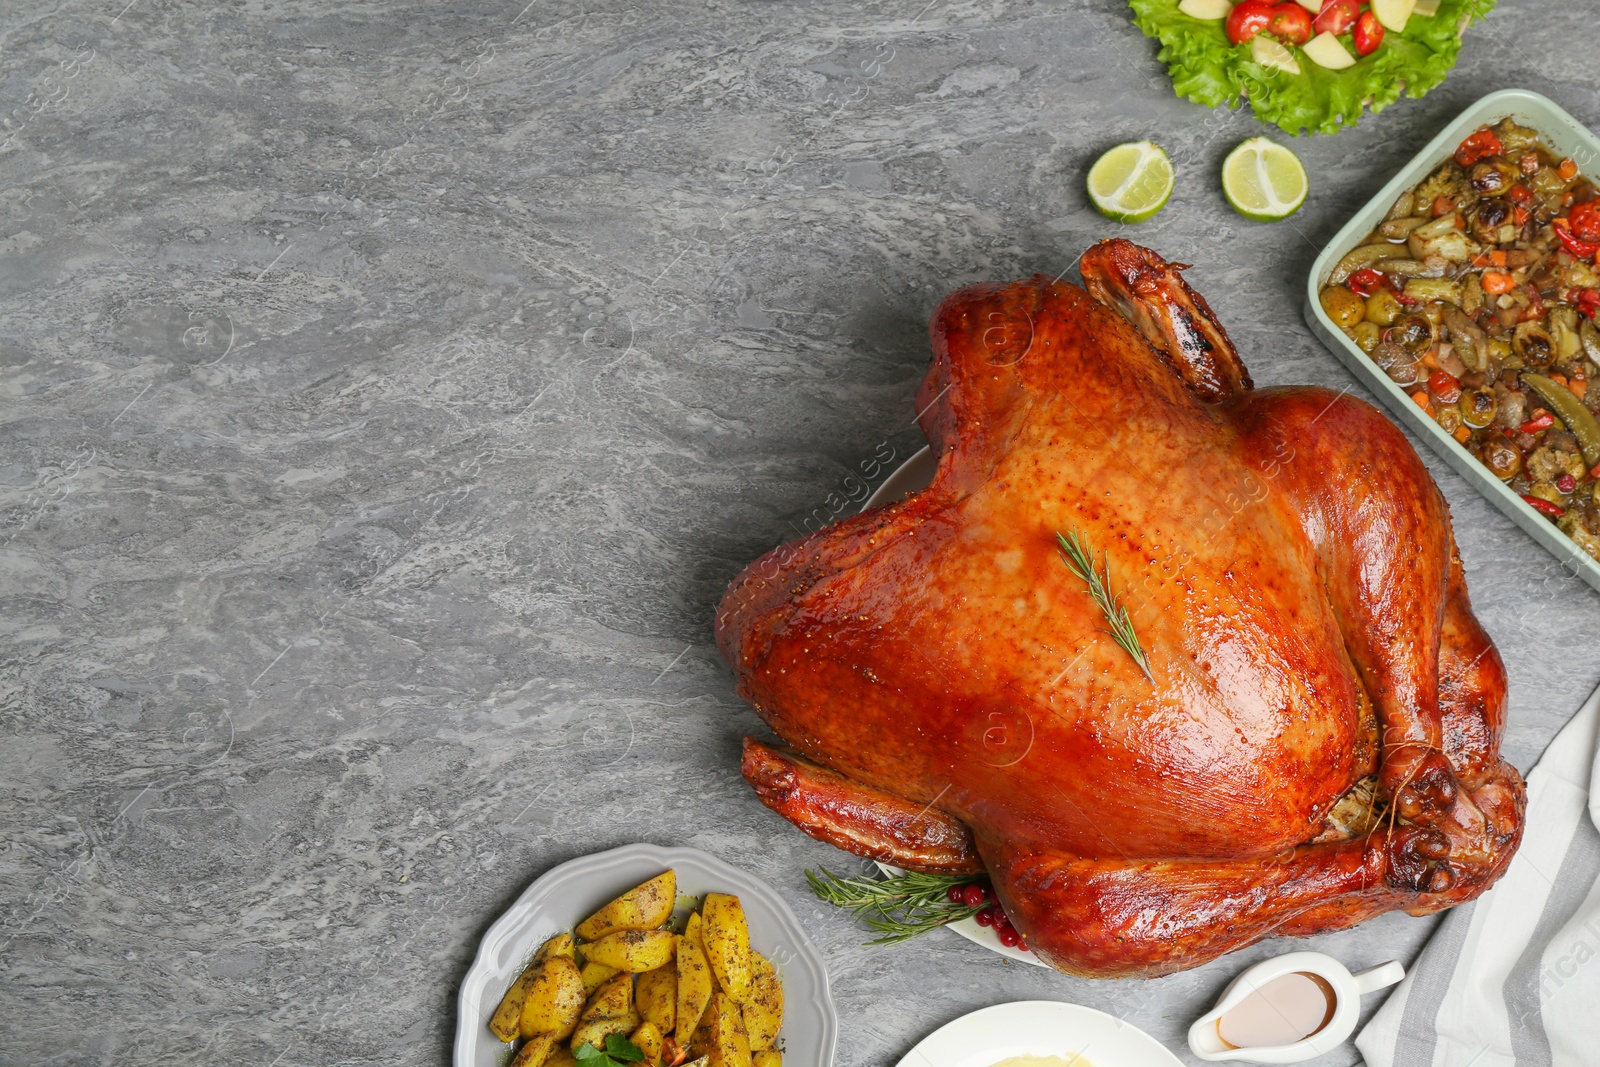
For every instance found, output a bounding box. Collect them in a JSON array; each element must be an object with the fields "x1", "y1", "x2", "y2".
[{"x1": 1318, "y1": 117, "x2": 1600, "y2": 562}]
